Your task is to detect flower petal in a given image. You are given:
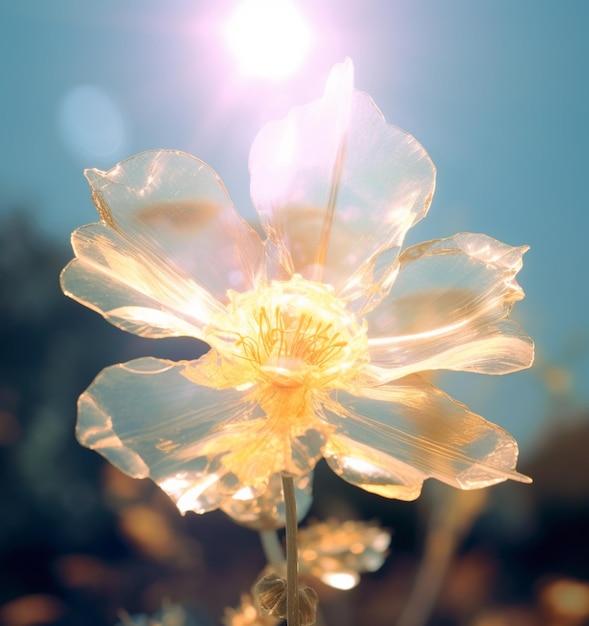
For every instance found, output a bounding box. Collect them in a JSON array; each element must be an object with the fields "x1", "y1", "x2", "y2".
[
  {"x1": 78, "y1": 356, "x2": 325, "y2": 514},
  {"x1": 61, "y1": 222, "x2": 222, "y2": 339},
  {"x1": 366, "y1": 233, "x2": 534, "y2": 380},
  {"x1": 221, "y1": 472, "x2": 313, "y2": 531},
  {"x1": 77, "y1": 357, "x2": 259, "y2": 513},
  {"x1": 298, "y1": 519, "x2": 391, "y2": 589},
  {"x1": 62, "y1": 150, "x2": 265, "y2": 338},
  {"x1": 323, "y1": 376, "x2": 530, "y2": 500},
  {"x1": 249, "y1": 59, "x2": 435, "y2": 311}
]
